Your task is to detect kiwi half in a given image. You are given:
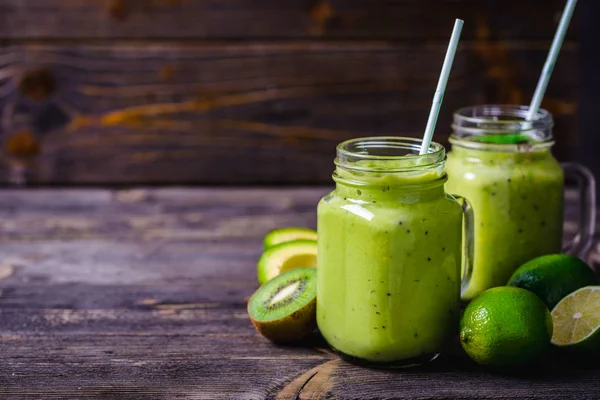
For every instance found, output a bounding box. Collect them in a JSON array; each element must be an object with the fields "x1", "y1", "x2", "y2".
[
  {"x1": 263, "y1": 227, "x2": 318, "y2": 250},
  {"x1": 248, "y1": 268, "x2": 317, "y2": 343},
  {"x1": 257, "y1": 239, "x2": 317, "y2": 284}
]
